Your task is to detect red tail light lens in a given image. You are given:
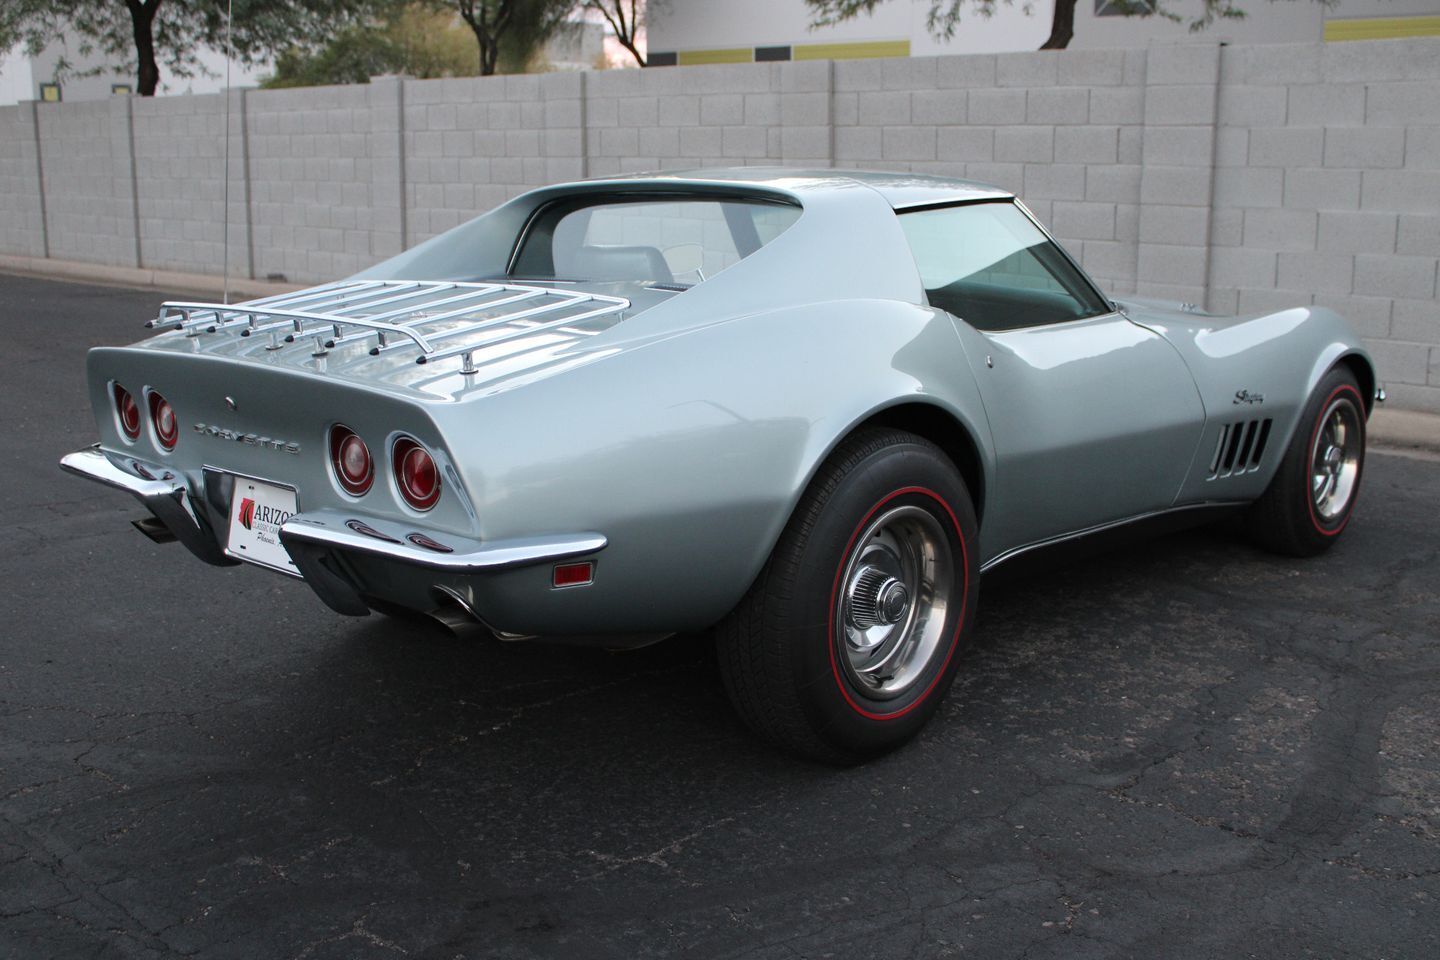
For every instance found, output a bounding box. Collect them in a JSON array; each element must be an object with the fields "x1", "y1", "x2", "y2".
[
  {"x1": 329, "y1": 425, "x2": 373, "y2": 496},
  {"x1": 149, "y1": 391, "x2": 178, "y2": 450},
  {"x1": 114, "y1": 385, "x2": 141, "y2": 440},
  {"x1": 393, "y1": 437, "x2": 440, "y2": 511}
]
